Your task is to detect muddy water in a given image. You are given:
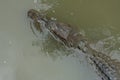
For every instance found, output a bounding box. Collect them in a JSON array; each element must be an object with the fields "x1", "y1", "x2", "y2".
[
  {"x1": 46, "y1": 0, "x2": 120, "y2": 57},
  {"x1": 0, "y1": 0, "x2": 120, "y2": 80}
]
